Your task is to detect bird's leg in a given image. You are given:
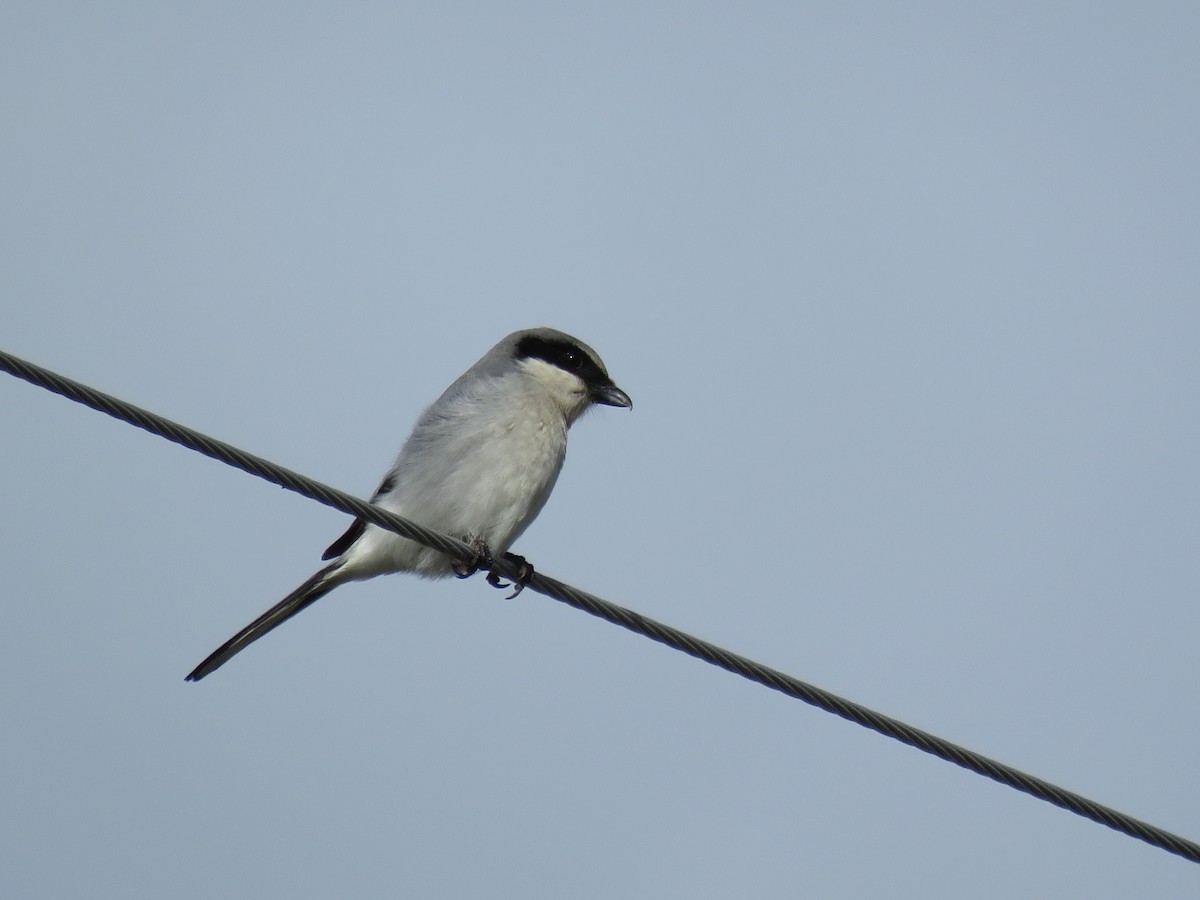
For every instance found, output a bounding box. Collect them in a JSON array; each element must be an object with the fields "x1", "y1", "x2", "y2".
[
  {"x1": 499, "y1": 552, "x2": 534, "y2": 599},
  {"x1": 451, "y1": 535, "x2": 495, "y2": 579},
  {"x1": 452, "y1": 538, "x2": 533, "y2": 599}
]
